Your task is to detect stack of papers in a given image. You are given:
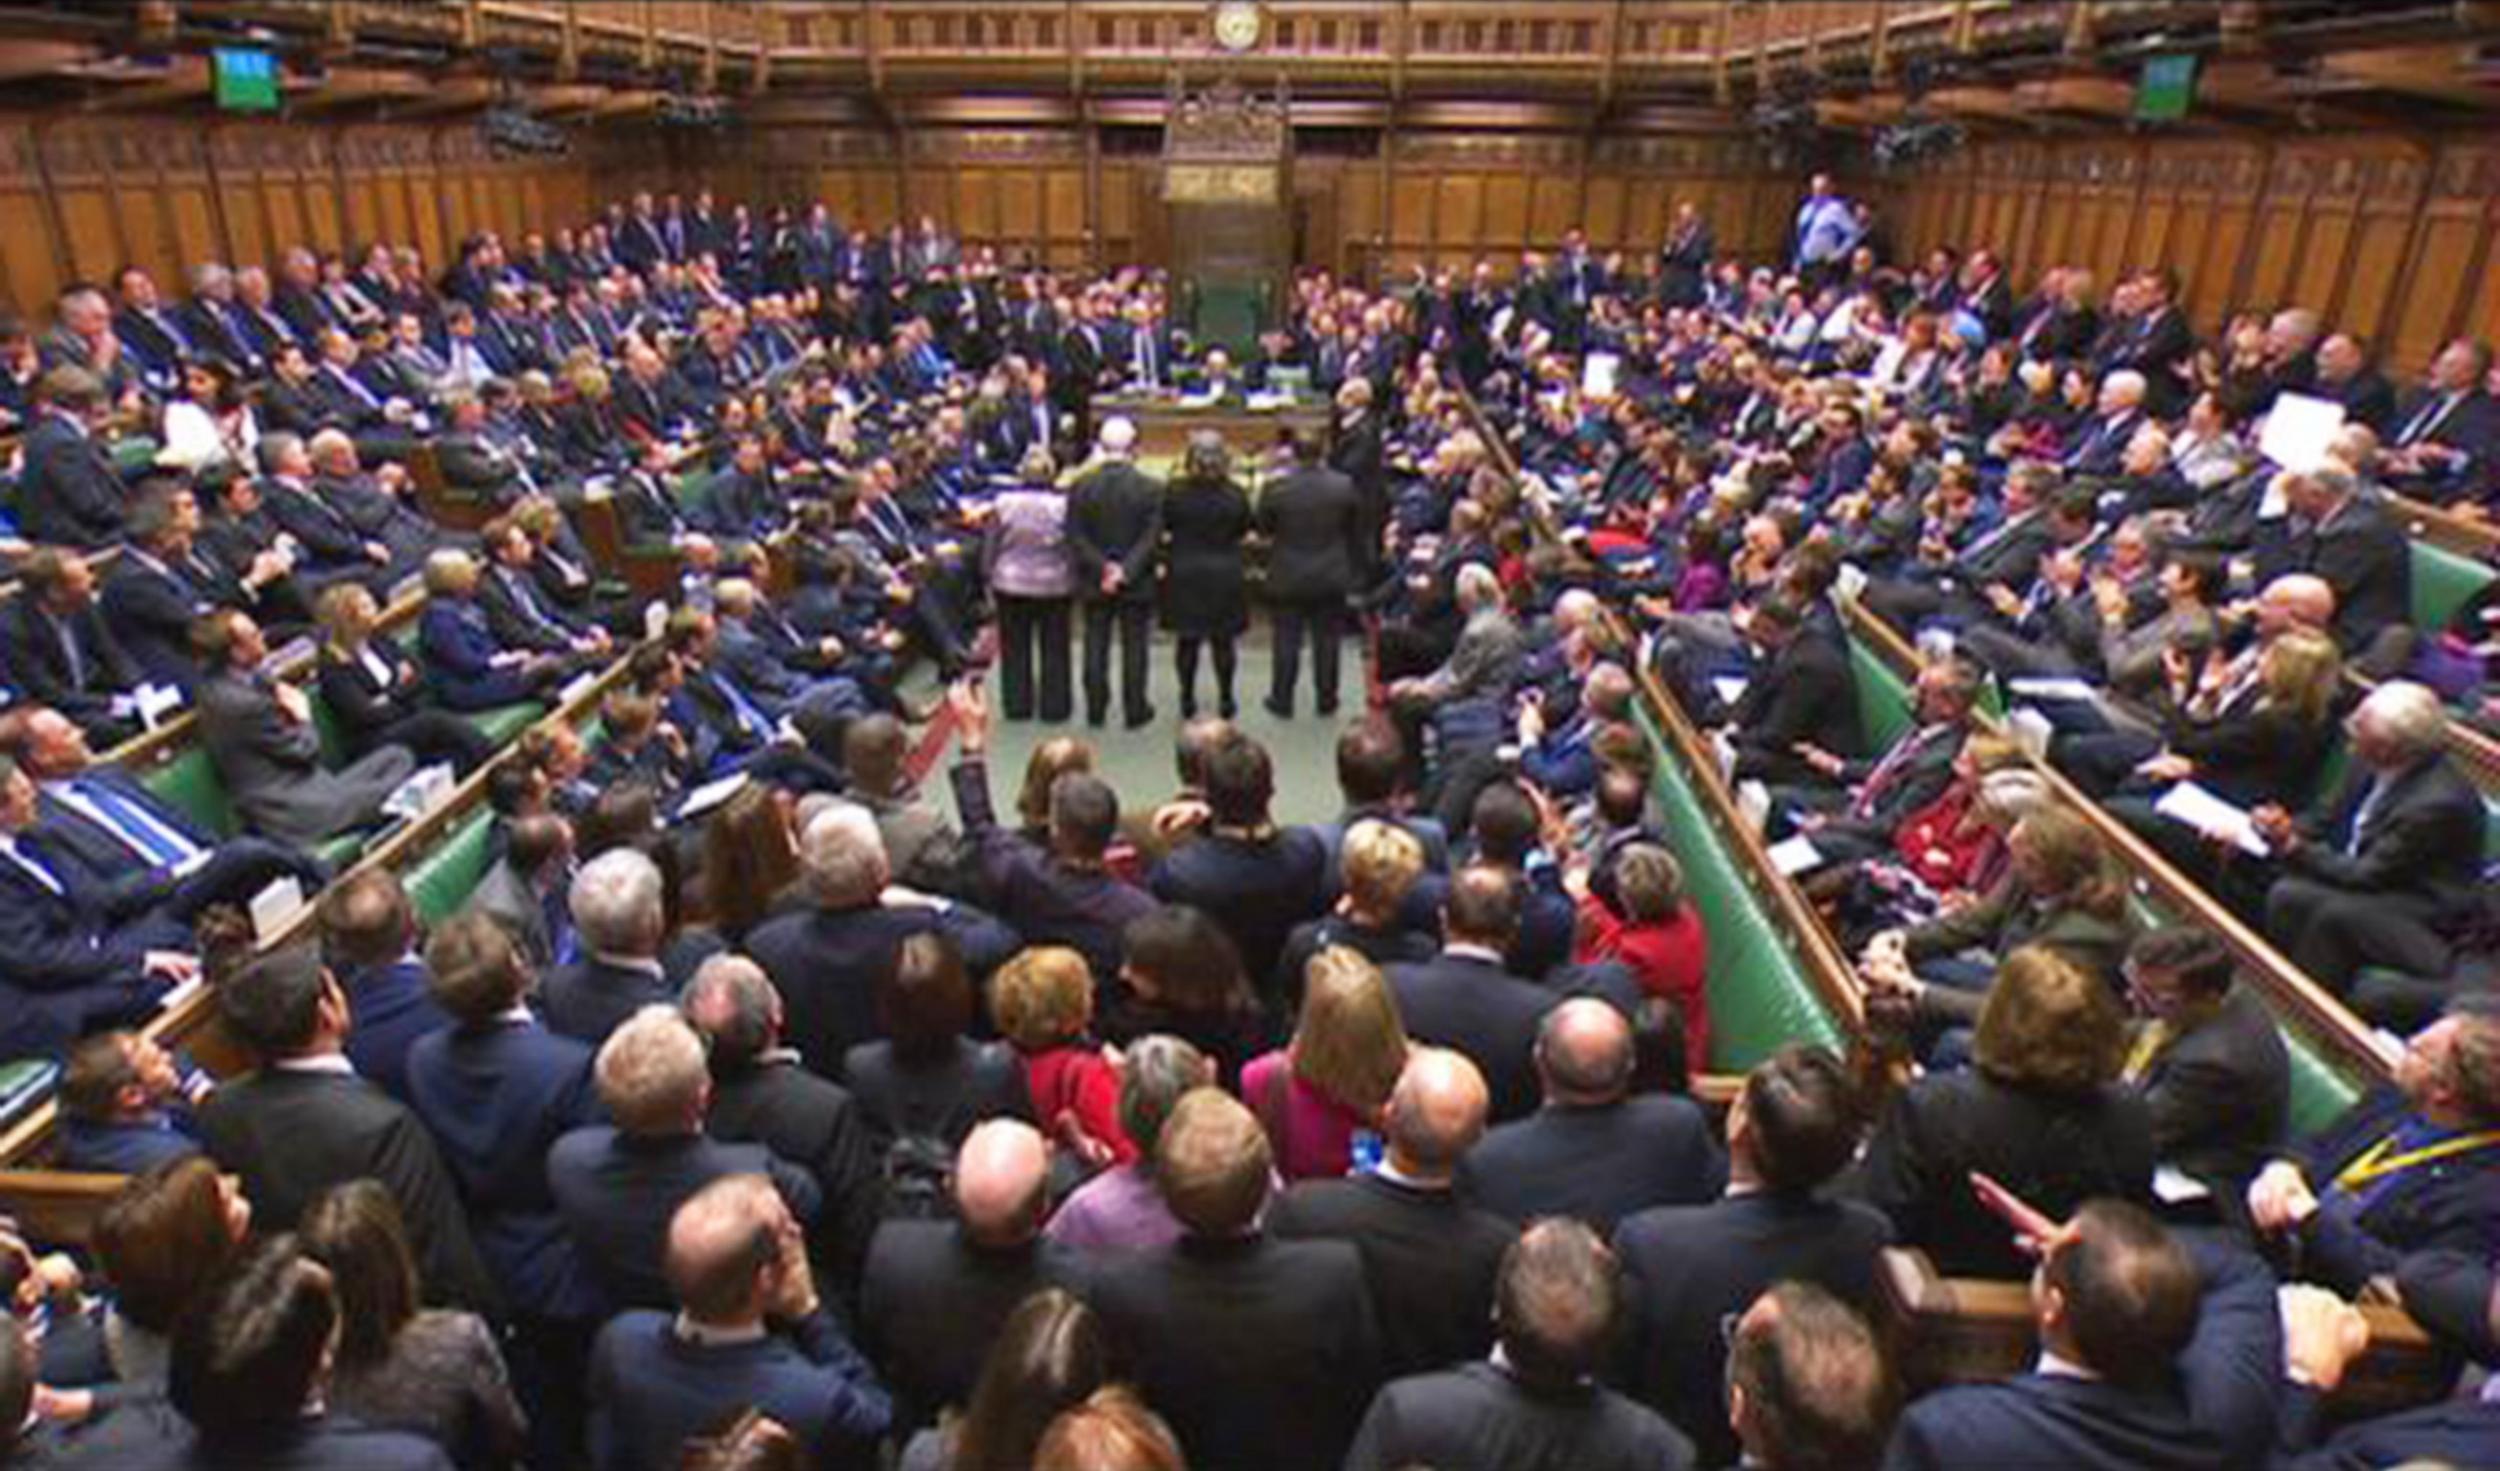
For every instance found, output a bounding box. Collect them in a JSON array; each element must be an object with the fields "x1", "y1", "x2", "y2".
[{"x1": 2153, "y1": 781, "x2": 2269, "y2": 857}]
